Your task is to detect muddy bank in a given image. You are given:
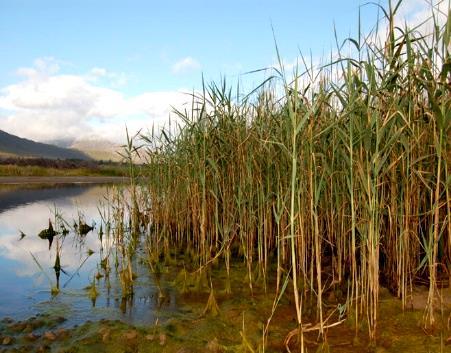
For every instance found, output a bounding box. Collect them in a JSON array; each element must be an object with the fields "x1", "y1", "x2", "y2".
[
  {"x1": 0, "y1": 176, "x2": 128, "y2": 185},
  {"x1": 1, "y1": 267, "x2": 450, "y2": 353}
]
